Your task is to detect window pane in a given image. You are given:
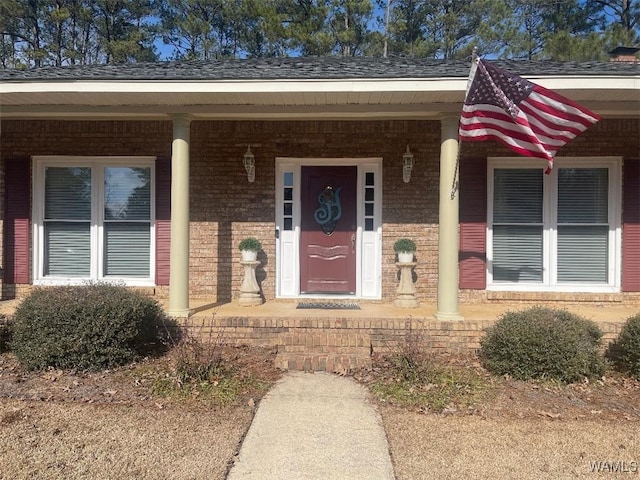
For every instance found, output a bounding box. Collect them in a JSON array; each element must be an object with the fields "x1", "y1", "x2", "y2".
[
  {"x1": 284, "y1": 203, "x2": 292, "y2": 216},
  {"x1": 493, "y1": 225, "x2": 543, "y2": 282},
  {"x1": 365, "y1": 218, "x2": 374, "y2": 231},
  {"x1": 104, "y1": 223, "x2": 150, "y2": 276},
  {"x1": 365, "y1": 172, "x2": 374, "y2": 186},
  {"x1": 365, "y1": 203, "x2": 374, "y2": 216},
  {"x1": 558, "y1": 168, "x2": 608, "y2": 224},
  {"x1": 45, "y1": 167, "x2": 91, "y2": 220},
  {"x1": 284, "y1": 172, "x2": 293, "y2": 187},
  {"x1": 284, "y1": 218, "x2": 293, "y2": 230},
  {"x1": 44, "y1": 222, "x2": 90, "y2": 276},
  {"x1": 284, "y1": 188, "x2": 293, "y2": 201},
  {"x1": 365, "y1": 187, "x2": 374, "y2": 202},
  {"x1": 493, "y1": 169, "x2": 542, "y2": 223},
  {"x1": 557, "y1": 225, "x2": 608, "y2": 283},
  {"x1": 105, "y1": 167, "x2": 150, "y2": 221}
]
